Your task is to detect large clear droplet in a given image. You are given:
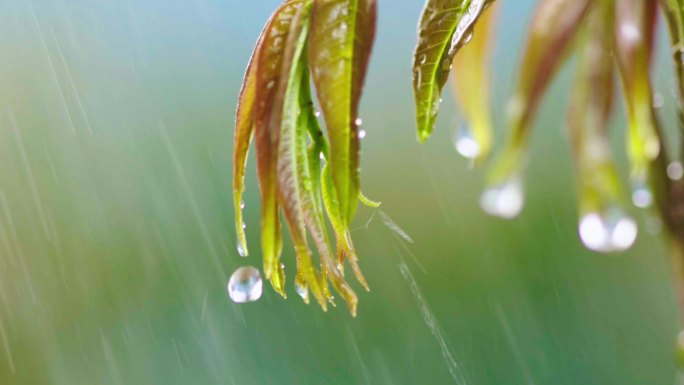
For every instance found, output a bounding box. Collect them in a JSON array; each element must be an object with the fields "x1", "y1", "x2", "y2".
[
  {"x1": 578, "y1": 207, "x2": 638, "y2": 253},
  {"x1": 453, "y1": 124, "x2": 481, "y2": 160},
  {"x1": 228, "y1": 266, "x2": 263, "y2": 303},
  {"x1": 480, "y1": 176, "x2": 524, "y2": 219}
]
